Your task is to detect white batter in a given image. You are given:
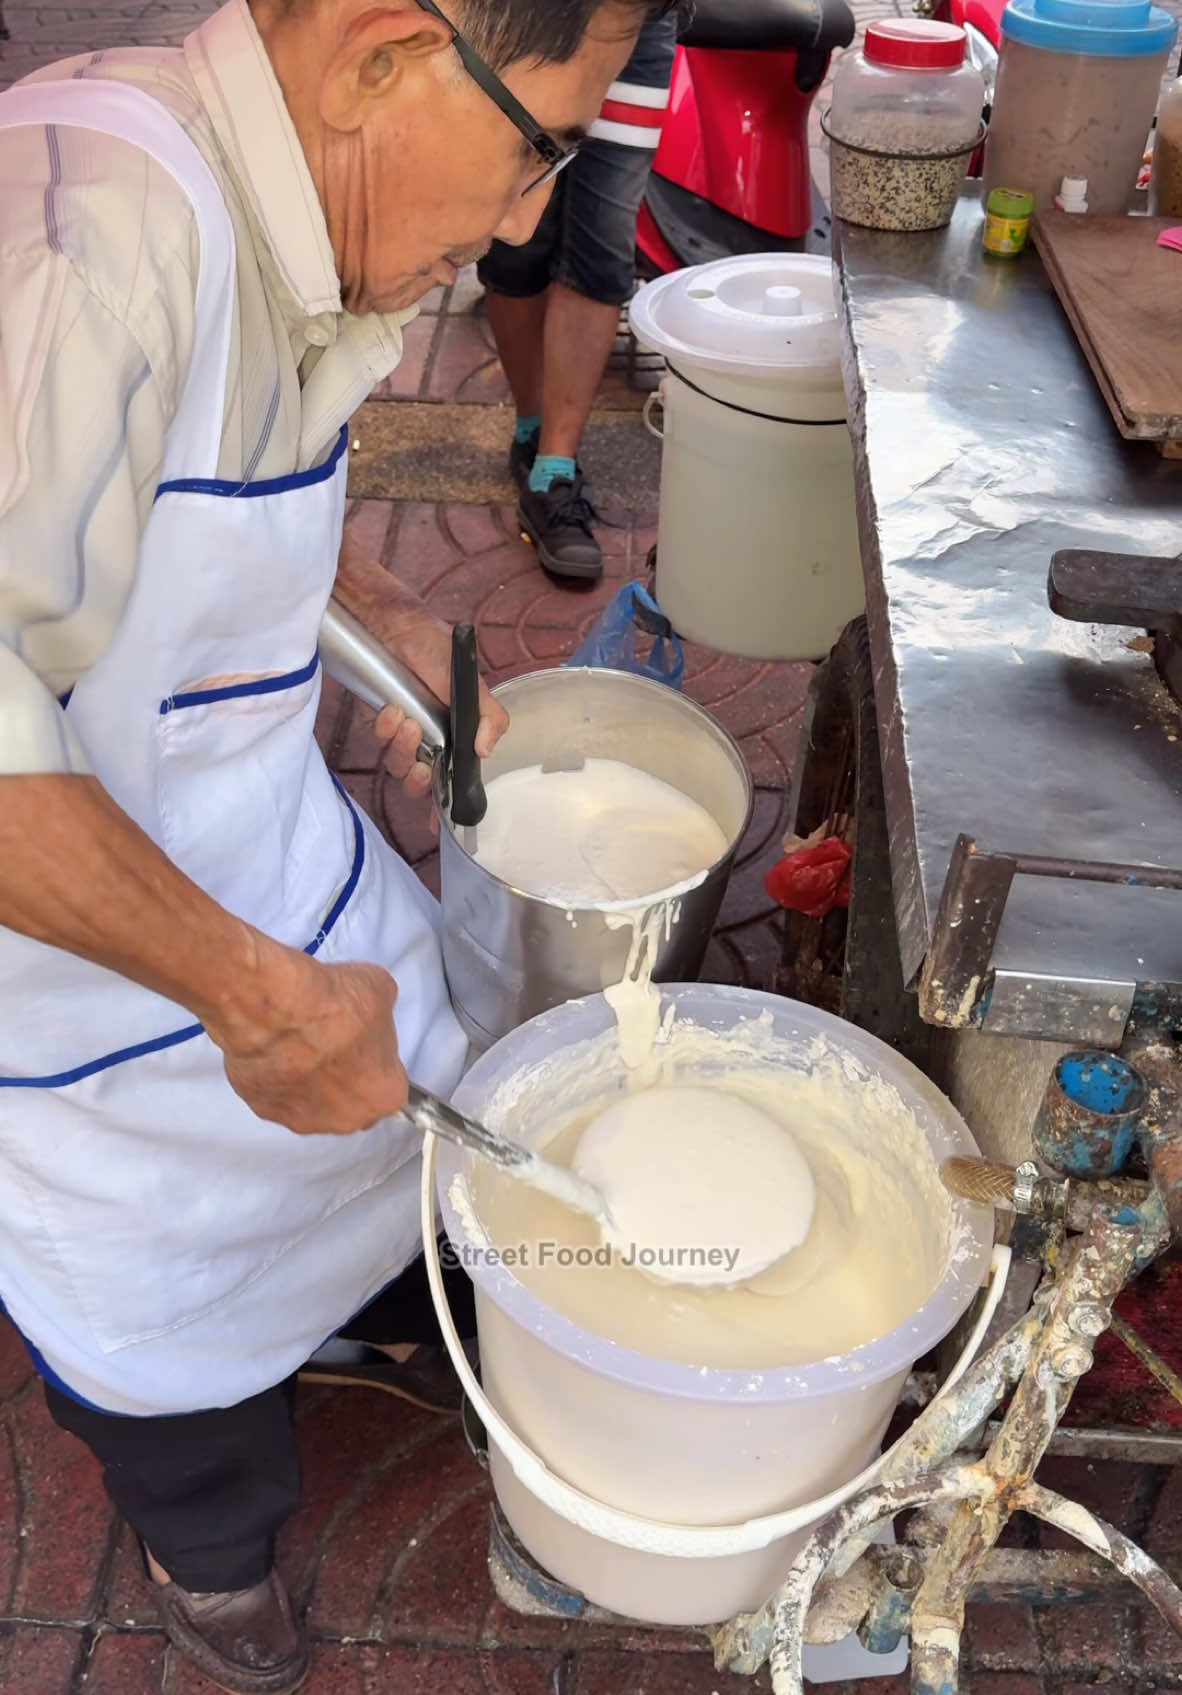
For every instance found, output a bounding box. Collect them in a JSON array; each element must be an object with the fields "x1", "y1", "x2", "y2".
[
  {"x1": 472, "y1": 1068, "x2": 938, "y2": 1368},
  {"x1": 573, "y1": 1085, "x2": 816, "y2": 1286},
  {"x1": 471, "y1": 759, "x2": 728, "y2": 904}
]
